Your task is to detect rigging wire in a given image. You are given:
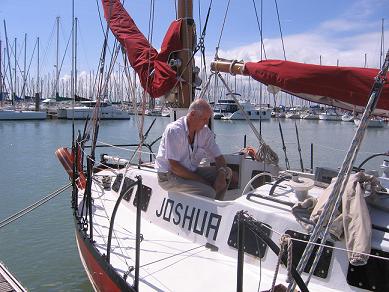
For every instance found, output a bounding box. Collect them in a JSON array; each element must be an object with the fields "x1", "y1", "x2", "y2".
[
  {"x1": 215, "y1": 0, "x2": 231, "y2": 58},
  {"x1": 134, "y1": 0, "x2": 156, "y2": 167},
  {"x1": 140, "y1": 245, "x2": 206, "y2": 268},
  {"x1": 216, "y1": 72, "x2": 279, "y2": 165},
  {"x1": 252, "y1": 0, "x2": 267, "y2": 60},
  {"x1": 95, "y1": 0, "x2": 114, "y2": 57},
  {"x1": 274, "y1": 0, "x2": 286, "y2": 60},
  {"x1": 20, "y1": 38, "x2": 38, "y2": 98},
  {"x1": 290, "y1": 51, "x2": 389, "y2": 291}
]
